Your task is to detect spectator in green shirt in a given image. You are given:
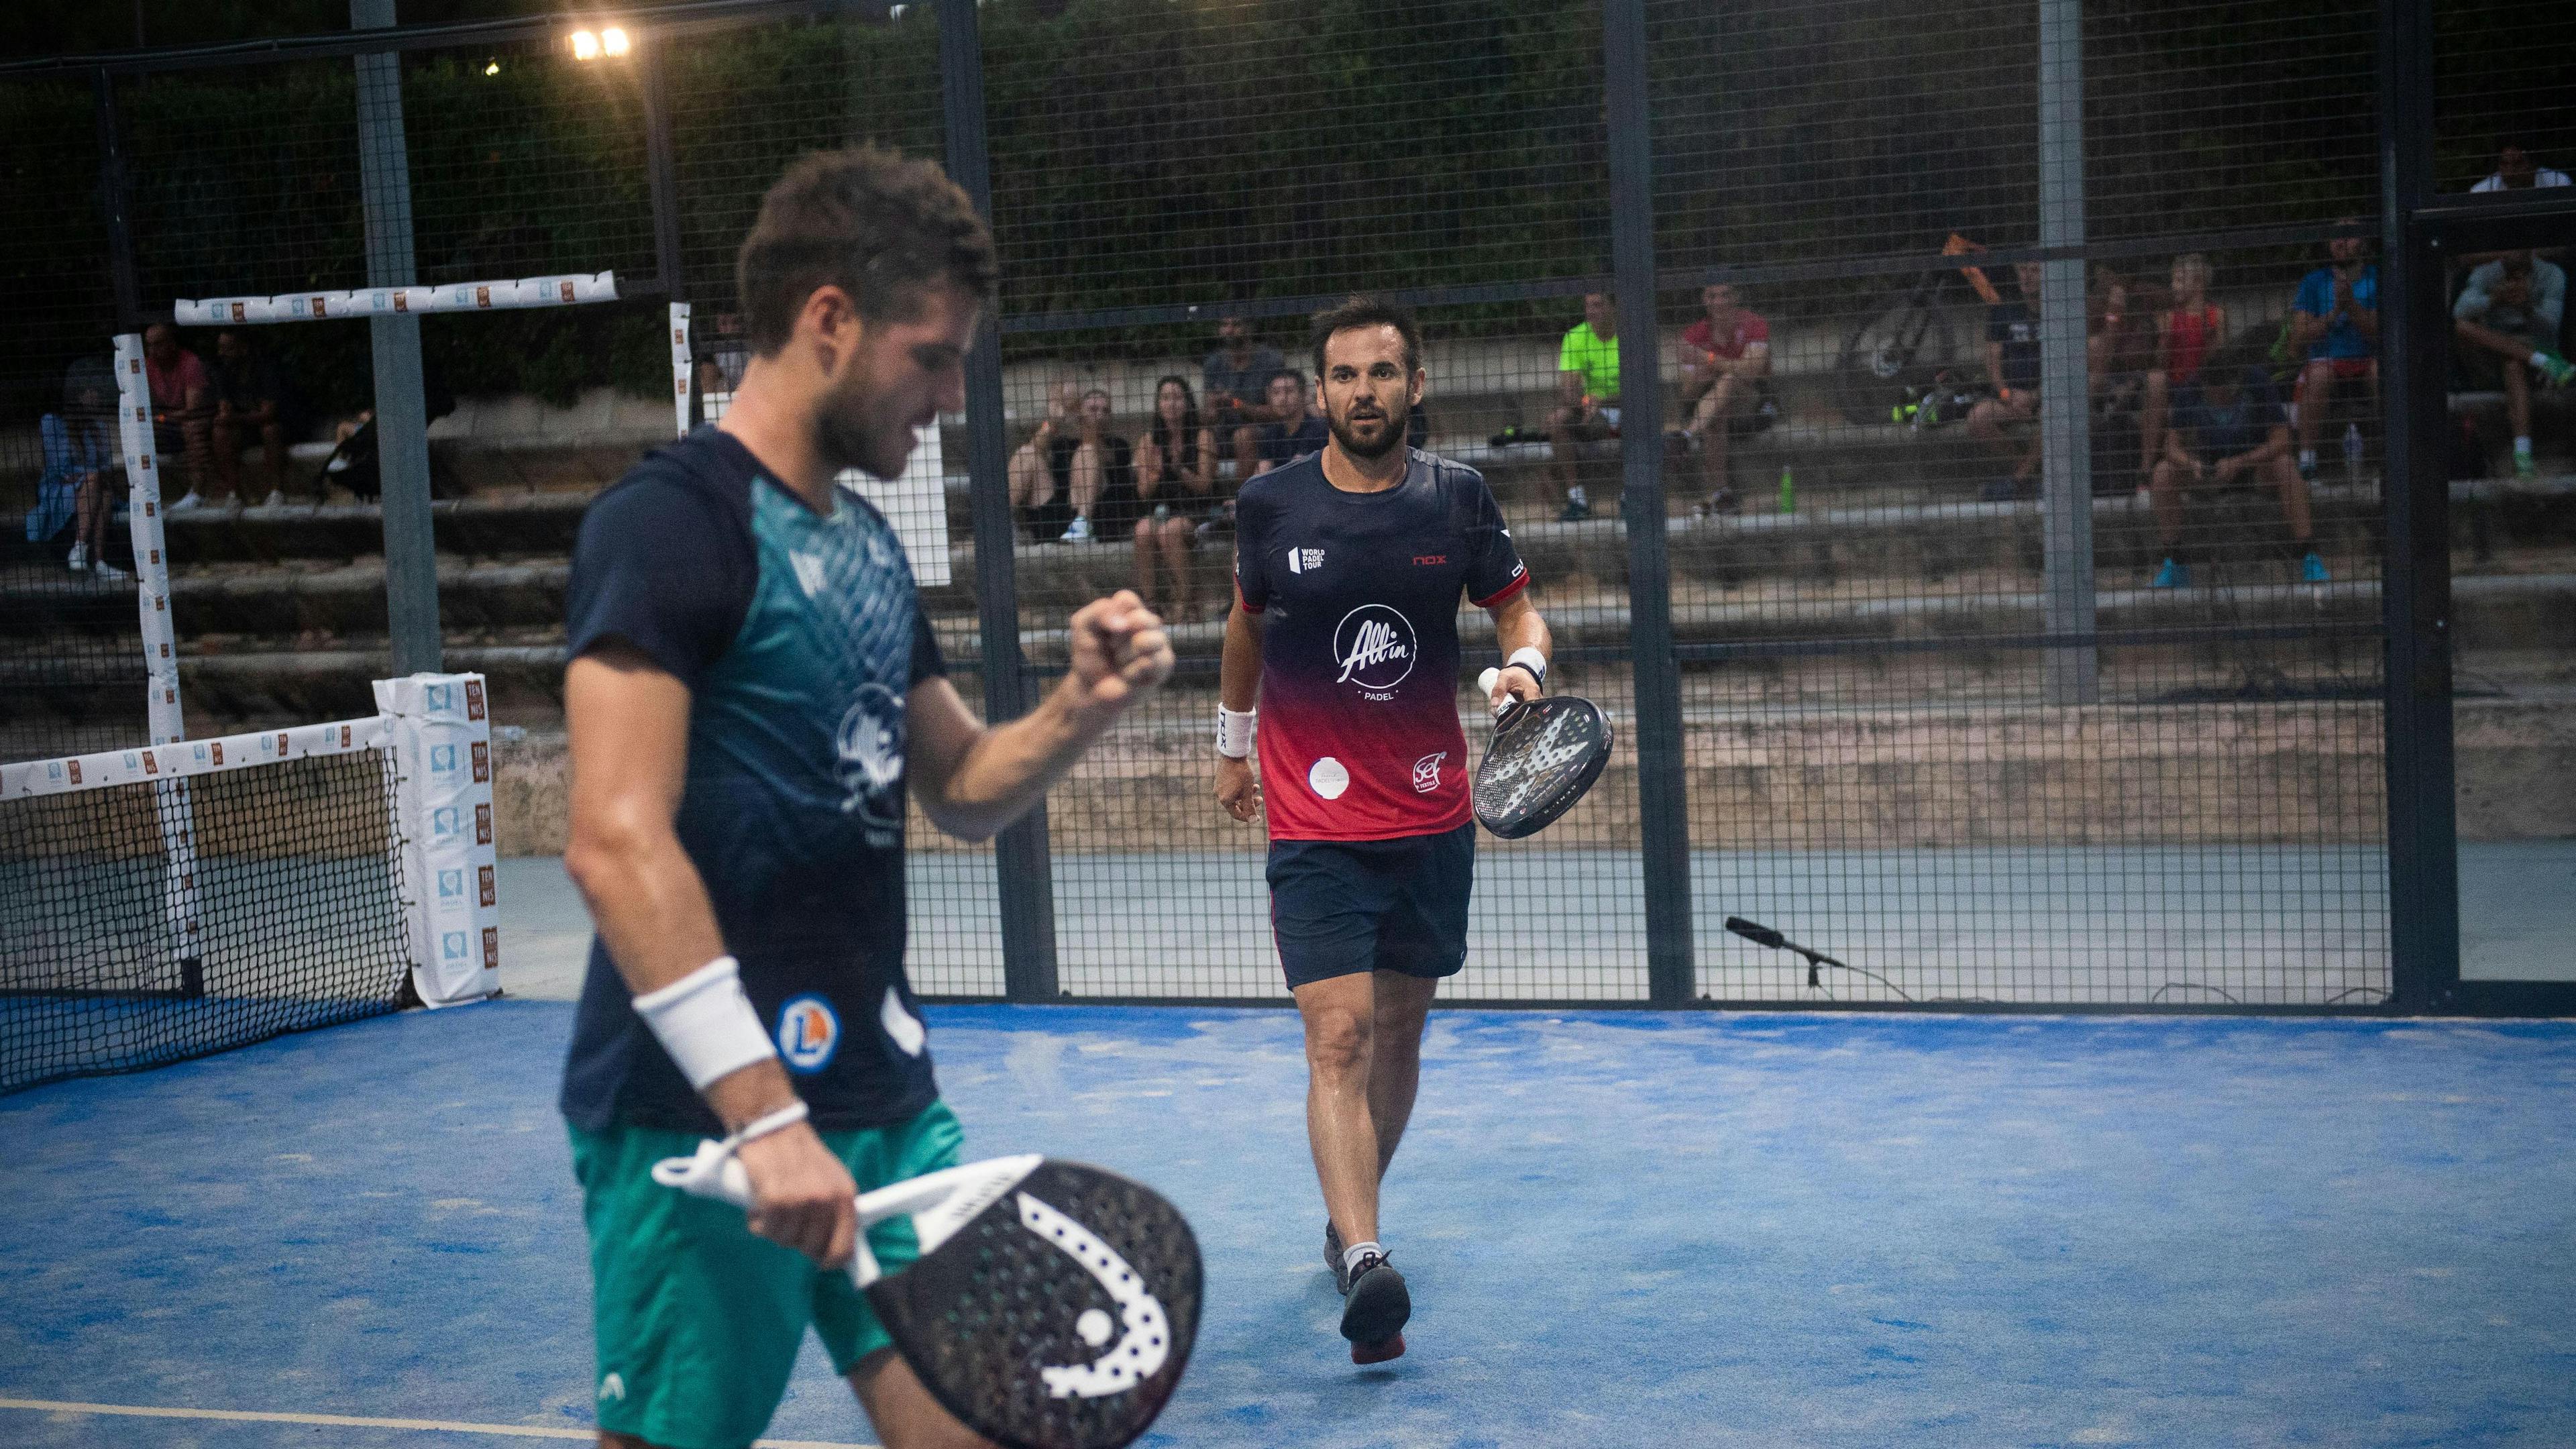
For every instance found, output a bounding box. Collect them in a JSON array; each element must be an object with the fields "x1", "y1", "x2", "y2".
[{"x1": 1545, "y1": 292, "x2": 1621, "y2": 521}]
